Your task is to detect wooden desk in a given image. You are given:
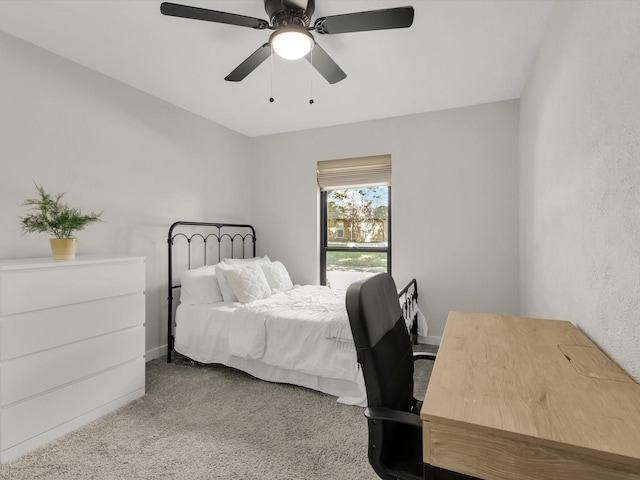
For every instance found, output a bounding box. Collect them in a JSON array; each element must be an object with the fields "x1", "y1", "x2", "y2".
[{"x1": 420, "y1": 312, "x2": 640, "y2": 480}]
